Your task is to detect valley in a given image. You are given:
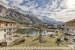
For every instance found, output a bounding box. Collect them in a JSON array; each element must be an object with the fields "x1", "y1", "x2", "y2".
[{"x1": 0, "y1": 1, "x2": 74, "y2": 50}]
